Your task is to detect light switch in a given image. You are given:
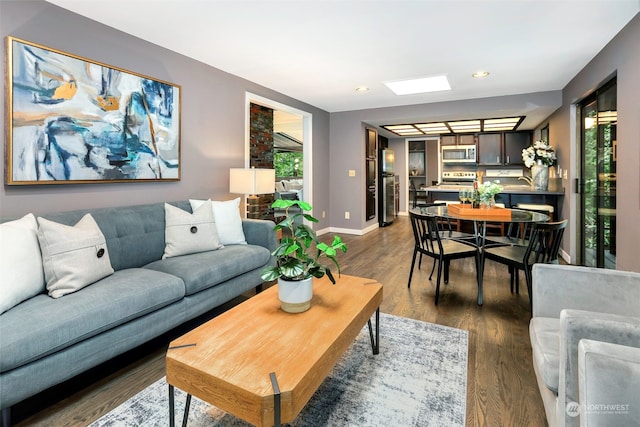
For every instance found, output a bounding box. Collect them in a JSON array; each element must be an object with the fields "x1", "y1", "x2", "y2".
[{"x1": 348, "y1": 170, "x2": 356, "y2": 177}]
